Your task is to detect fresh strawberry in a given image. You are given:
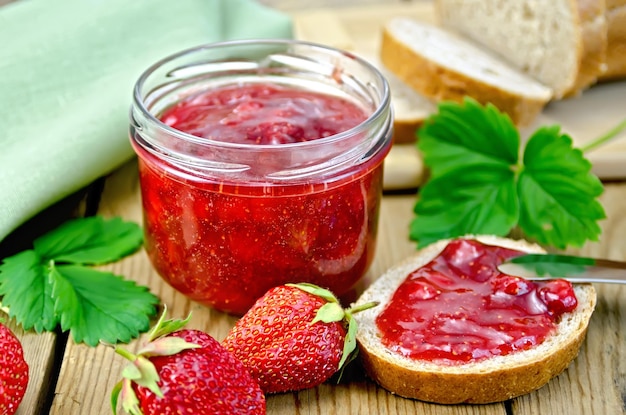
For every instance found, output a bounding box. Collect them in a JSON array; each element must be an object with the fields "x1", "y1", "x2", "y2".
[
  {"x1": 111, "y1": 308, "x2": 265, "y2": 415},
  {"x1": 0, "y1": 321, "x2": 29, "y2": 415},
  {"x1": 222, "y1": 283, "x2": 377, "y2": 393}
]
